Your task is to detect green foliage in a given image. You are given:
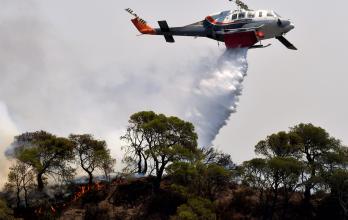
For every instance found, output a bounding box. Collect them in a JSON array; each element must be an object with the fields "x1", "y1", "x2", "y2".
[
  {"x1": 13, "y1": 131, "x2": 75, "y2": 190},
  {"x1": 240, "y1": 158, "x2": 268, "y2": 189},
  {"x1": 255, "y1": 131, "x2": 300, "y2": 158},
  {"x1": 169, "y1": 160, "x2": 231, "y2": 200},
  {"x1": 2, "y1": 116, "x2": 348, "y2": 220},
  {"x1": 267, "y1": 156, "x2": 304, "y2": 190},
  {"x1": 5, "y1": 161, "x2": 35, "y2": 207},
  {"x1": 168, "y1": 147, "x2": 233, "y2": 219},
  {"x1": 202, "y1": 147, "x2": 236, "y2": 171},
  {"x1": 324, "y1": 169, "x2": 348, "y2": 217},
  {"x1": 122, "y1": 111, "x2": 199, "y2": 190},
  {"x1": 289, "y1": 123, "x2": 342, "y2": 167},
  {"x1": 242, "y1": 156, "x2": 303, "y2": 194},
  {"x1": 289, "y1": 123, "x2": 345, "y2": 203},
  {"x1": 172, "y1": 197, "x2": 216, "y2": 220},
  {"x1": 101, "y1": 153, "x2": 116, "y2": 182},
  {"x1": 69, "y1": 134, "x2": 114, "y2": 184}
]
